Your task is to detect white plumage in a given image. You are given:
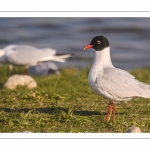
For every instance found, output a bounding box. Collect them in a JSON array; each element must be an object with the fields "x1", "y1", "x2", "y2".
[{"x1": 0, "y1": 44, "x2": 71, "y2": 73}]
